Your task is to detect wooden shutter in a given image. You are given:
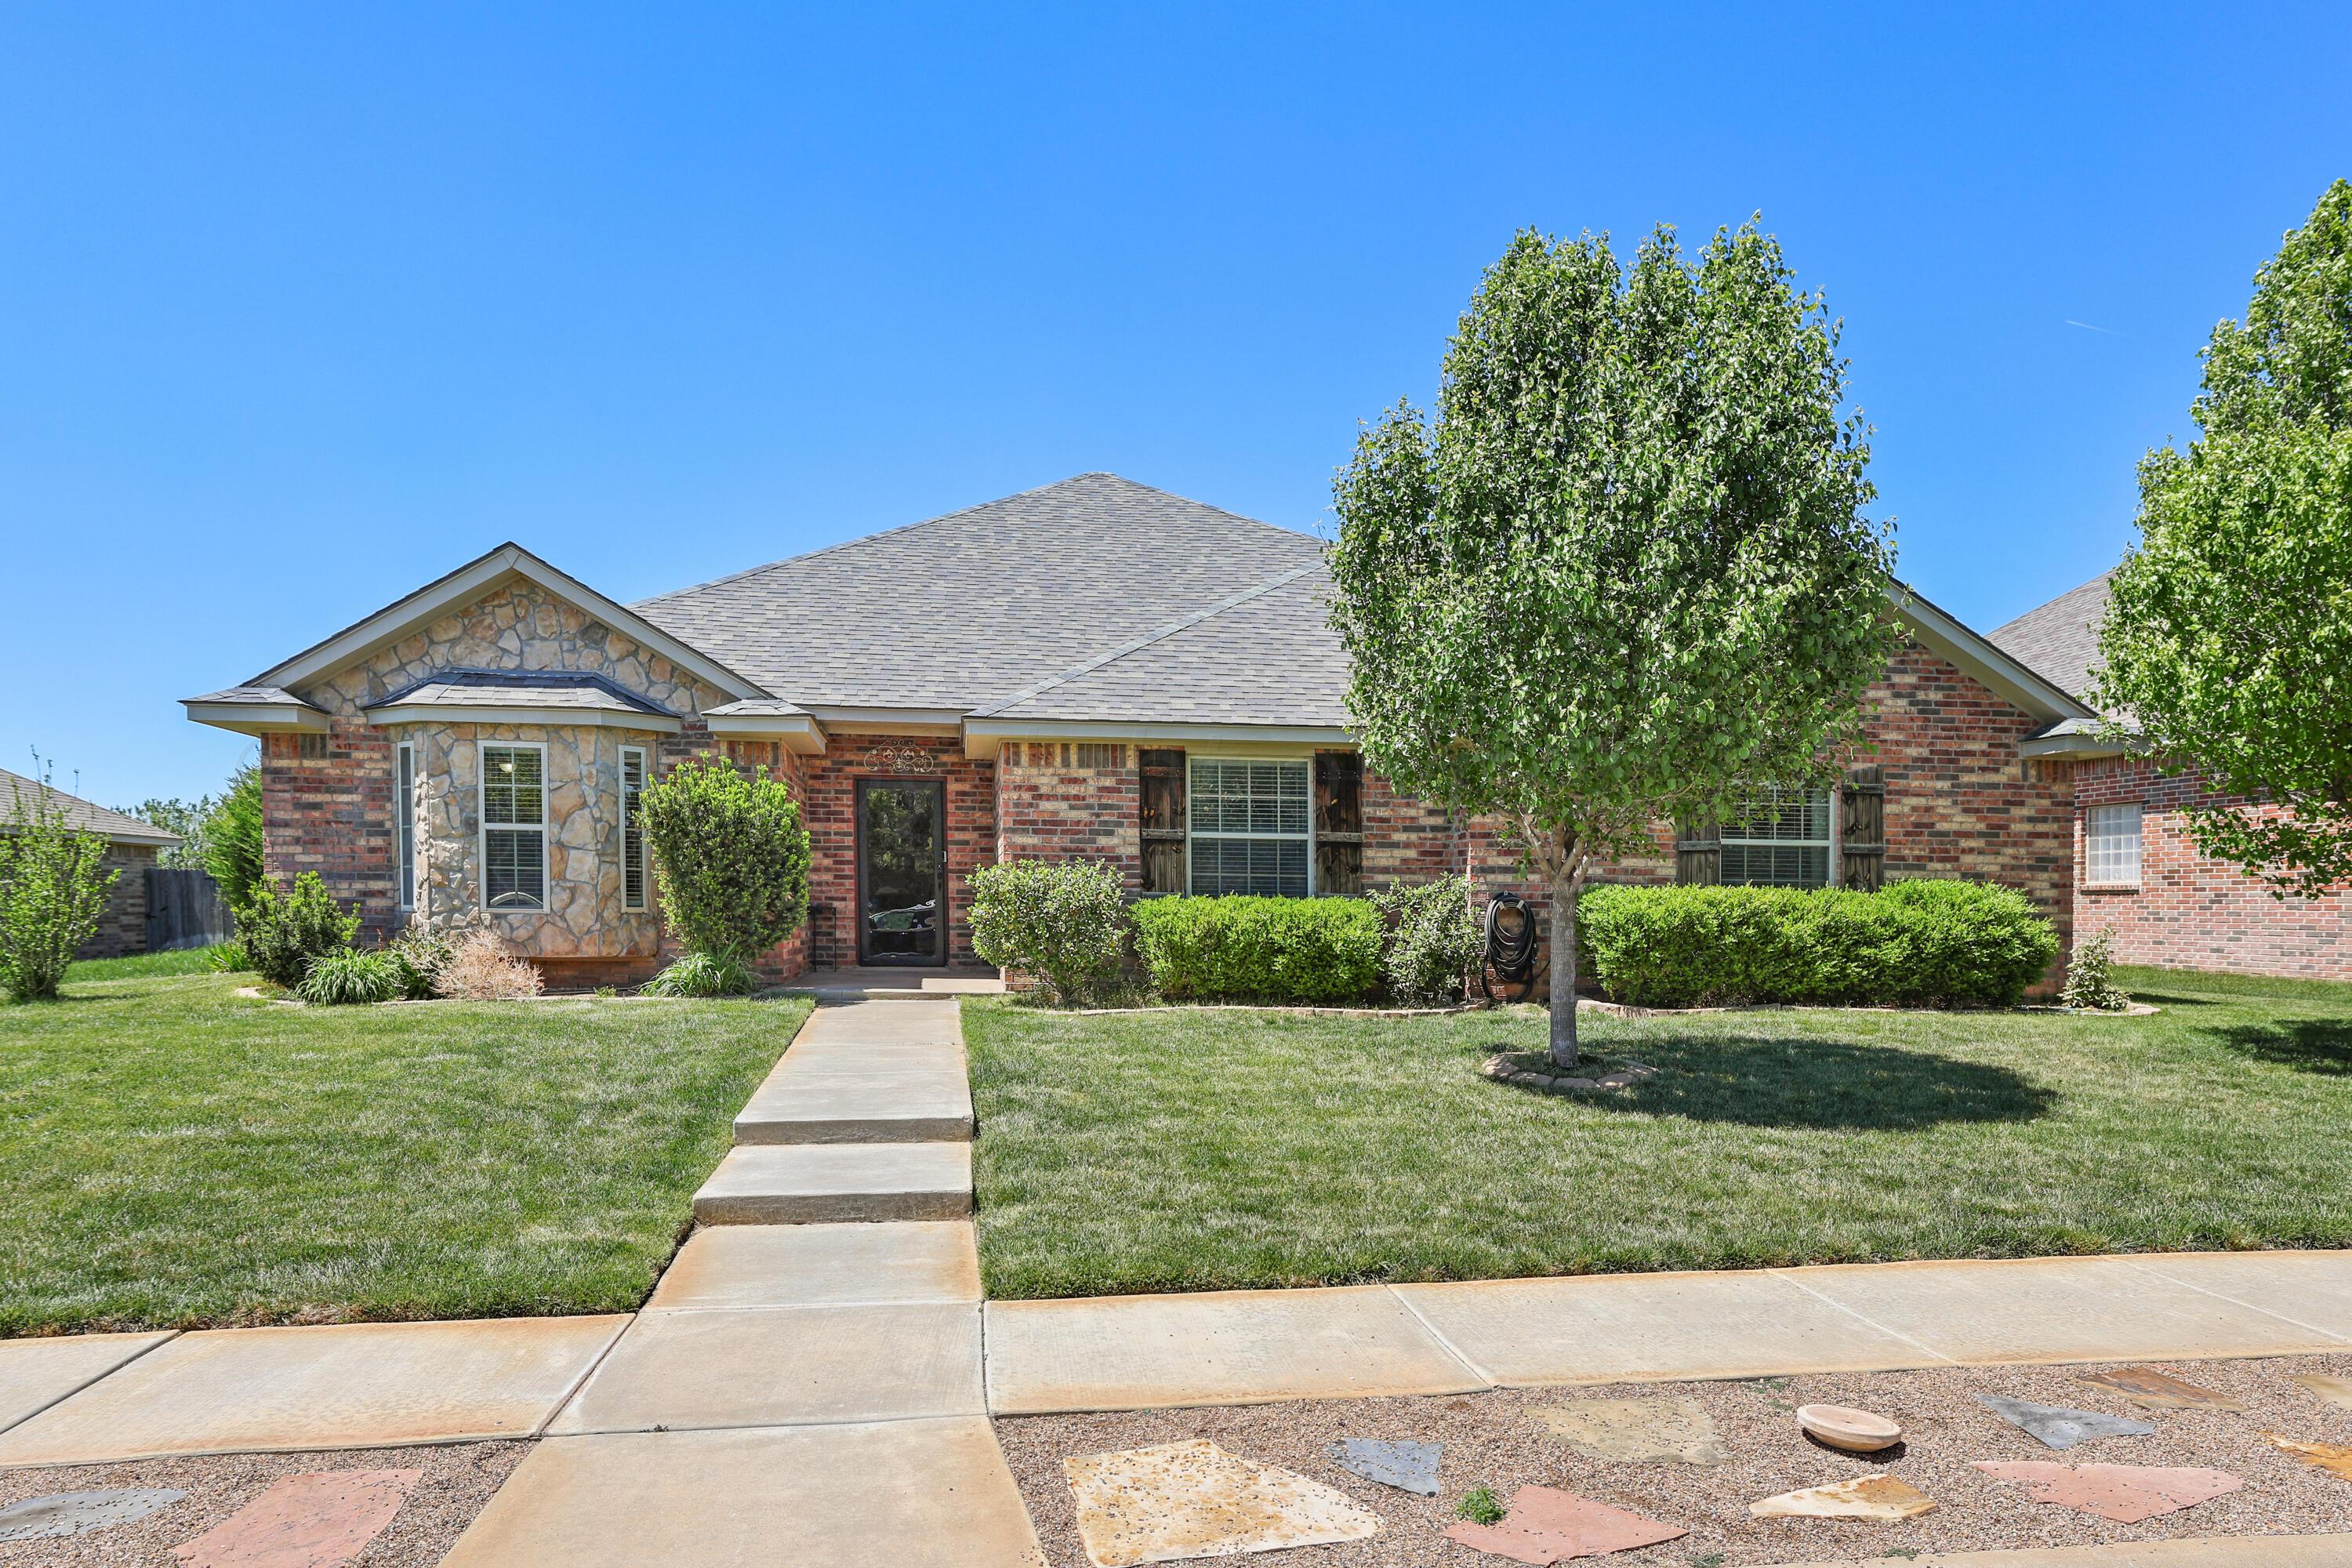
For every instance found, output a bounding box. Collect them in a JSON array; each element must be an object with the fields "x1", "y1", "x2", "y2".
[
  {"x1": 1139, "y1": 749, "x2": 1186, "y2": 894},
  {"x1": 1674, "y1": 823, "x2": 1721, "y2": 885},
  {"x1": 1314, "y1": 752, "x2": 1364, "y2": 895},
  {"x1": 1840, "y1": 765, "x2": 1886, "y2": 890}
]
